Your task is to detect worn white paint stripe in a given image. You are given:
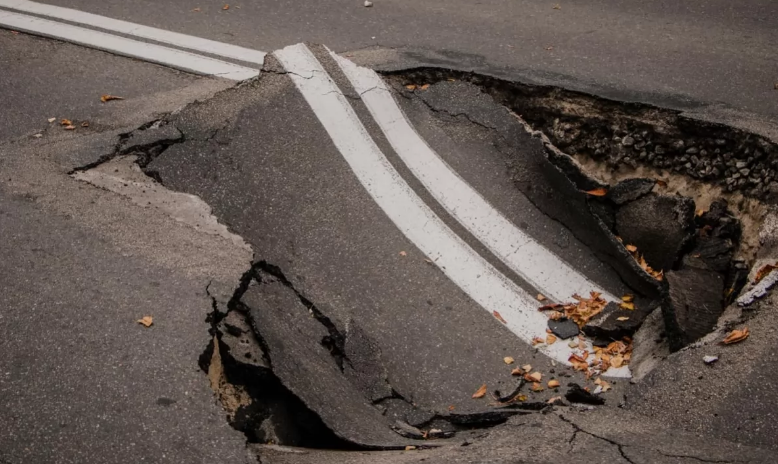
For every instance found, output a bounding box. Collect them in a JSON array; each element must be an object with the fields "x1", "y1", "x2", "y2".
[
  {"x1": 331, "y1": 50, "x2": 618, "y2": 305},
  {"x1": 275, "y1": 44, "x2": 629, "y2": 377},
  {"x1": 0, "y1": 0, "x2": 266, "y2": 65},
  {"x1": 0, "y1": 11, "x2": 259, "y2": 81}
]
